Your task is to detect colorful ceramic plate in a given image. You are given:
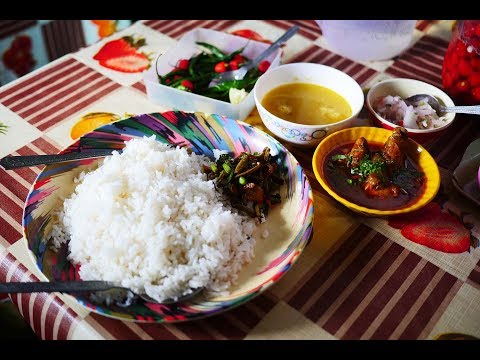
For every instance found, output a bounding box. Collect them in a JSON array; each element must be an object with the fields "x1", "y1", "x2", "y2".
[
  {"x1": 312, "y1": 126, "x2": 440, "y2": 217},
  {"x1": 22, "y1": 111, "x2": 314, "y2": 323}
]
